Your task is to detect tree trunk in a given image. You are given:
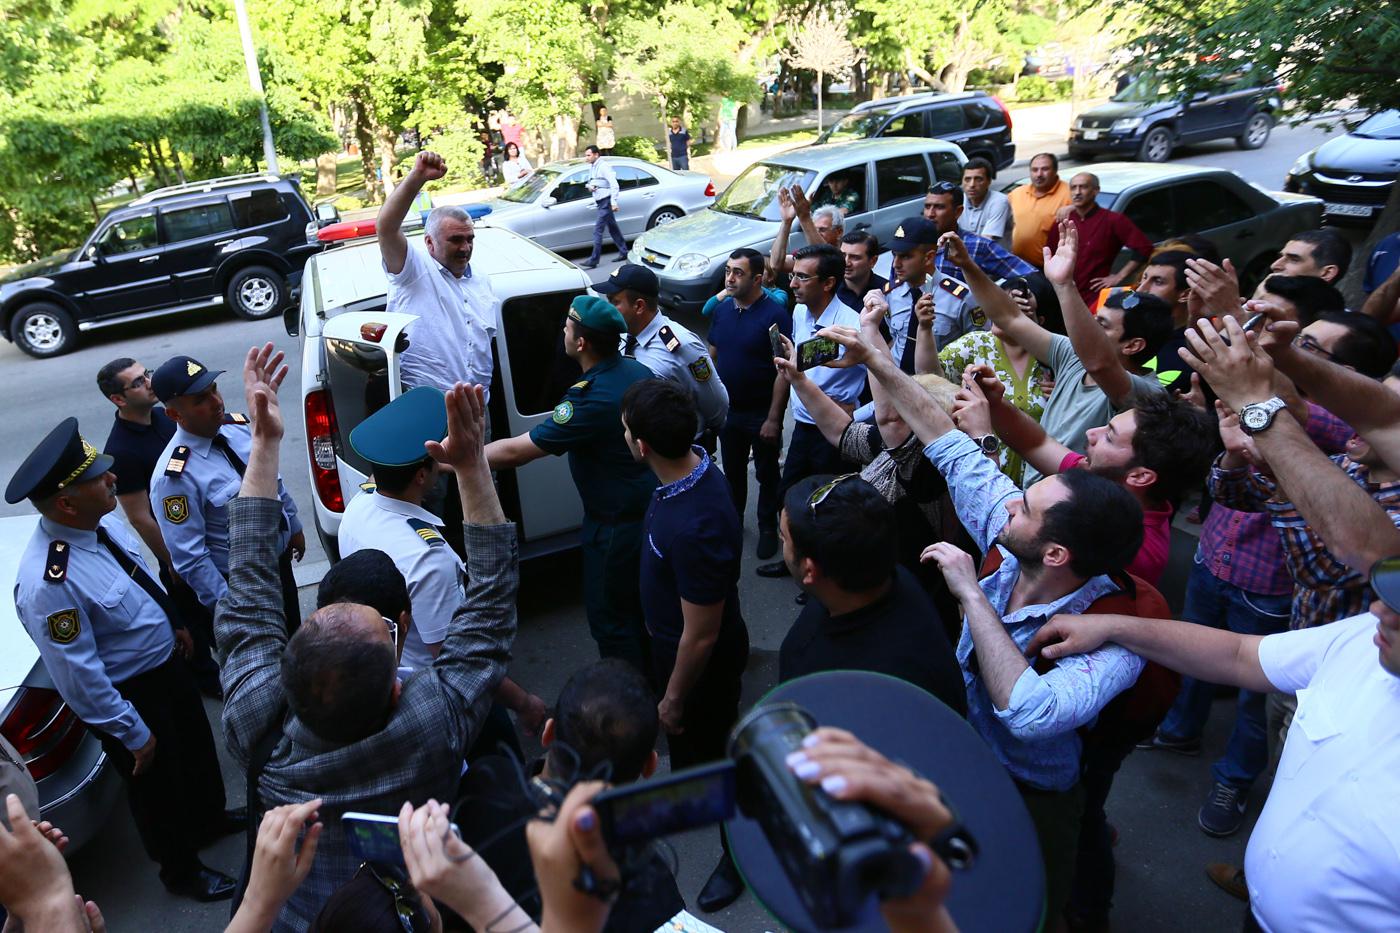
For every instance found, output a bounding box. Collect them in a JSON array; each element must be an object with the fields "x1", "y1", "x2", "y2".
[
  {"x1": 168, "y1": 145, "x2": 188, "y2": 185},
  {"x1": 128, "y1": 171, "x2": 141, "y2": 196},
  {"x1": 353, "y1": 99, "x2": 382, "y2": 204},
  {"x1": 1339, "y1": 174, "x2": 1400, "y2": 309},
  {"x1": 144, "y1": 142, "x2": 170, "y2": 188},
  {"x1": 552, "y1": 114, "x2": 580, "y2": 162},
  {"x1": 375, "y1": 123, "x2": 398, "y2": 199},
  {"x1": 817, "y1": 68, "x2": 824, "y2": 132},
  {"x1": 902, "y1": 49, "x2": 939, "y2": 91},
  {"x1": 315, "y1": 153, "x2": 339, "y2": 198}
]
